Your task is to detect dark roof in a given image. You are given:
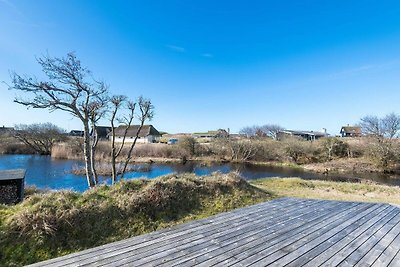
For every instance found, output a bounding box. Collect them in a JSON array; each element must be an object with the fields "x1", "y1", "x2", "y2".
[
  {"x1": 0, "y1": 169, "x2": 25, "y2": 181},
  {"x1": 69, "y1": 130, "x2": 84, "y2": 136},
  {"x1": 114, "y1": 125, "x2": 160, "y2": 137},
  {"x1": 280, "y1": 130, "x2": 328, "y2": 137},
  {"x1": 193, "y1": 129, "x2": 229, "y2": 137},
  {"x1": 93, "y1": 126, "x2": 112, "y2": 137},
  {"x1": 341, "y1": 126, "x2": 361, "y2": 134}
]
